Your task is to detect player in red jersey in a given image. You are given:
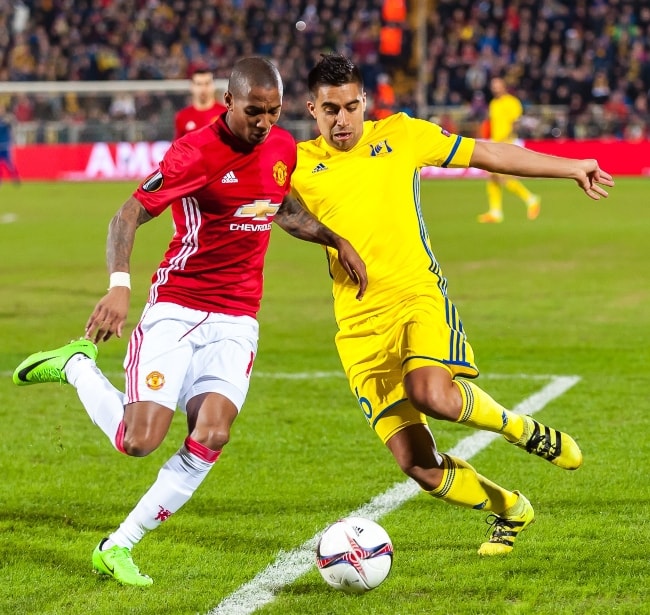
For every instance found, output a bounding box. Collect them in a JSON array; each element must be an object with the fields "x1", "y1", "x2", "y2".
[
  {"x1": 174, "y1": 68, "x2": 227, "y2": 139},
  {"x1": 13, "y1": 57, "x2": 367, "y2": 586}
]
